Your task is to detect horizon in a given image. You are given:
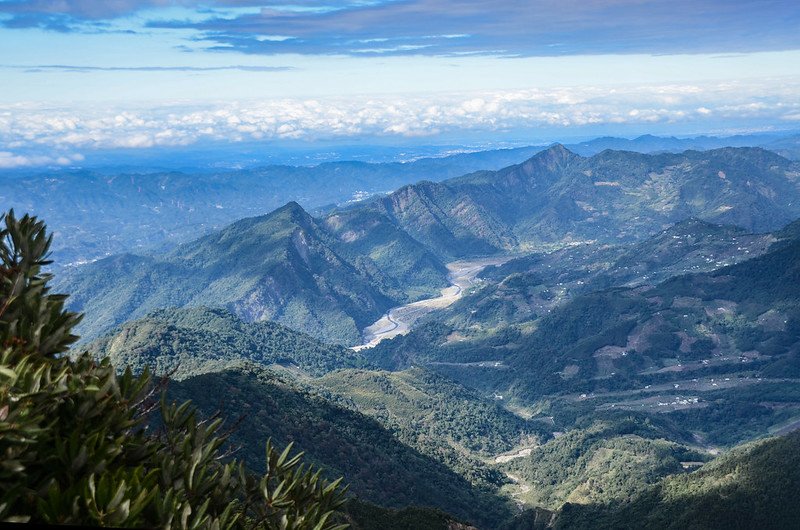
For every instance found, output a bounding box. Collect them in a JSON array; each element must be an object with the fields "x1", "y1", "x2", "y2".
[
  {"x1": 2, "y1": 130, "x2": 800, "y2": 175},
  {"x1": 1, "y1": 0, "x2": 799, "y2": 170}
]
